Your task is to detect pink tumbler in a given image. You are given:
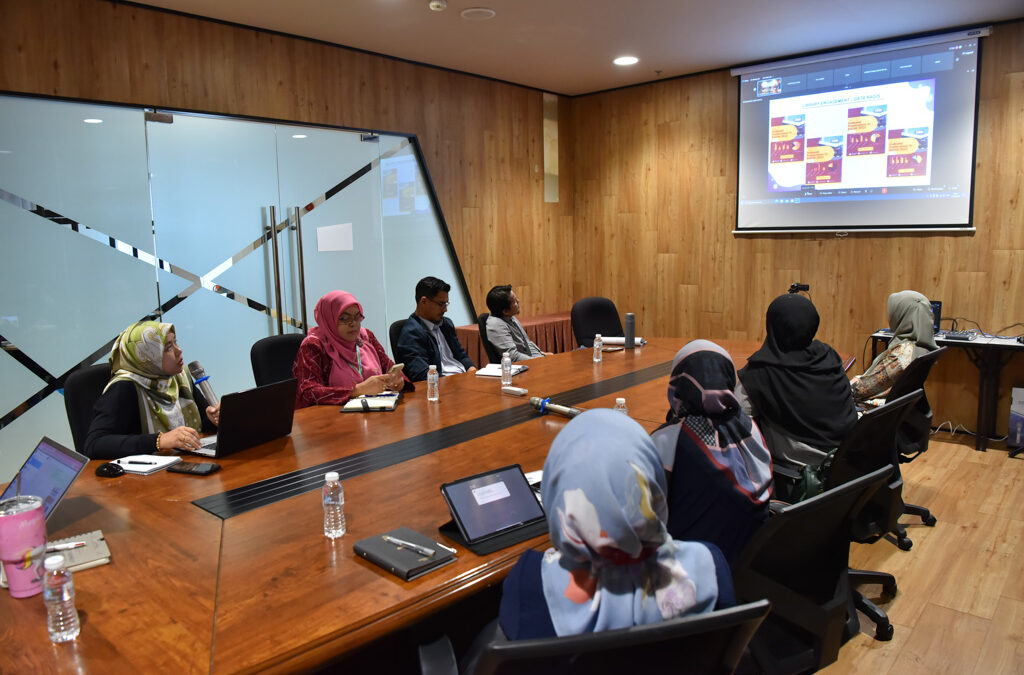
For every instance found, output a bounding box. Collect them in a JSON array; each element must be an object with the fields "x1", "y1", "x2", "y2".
[{"x1": 0, "y1": 496, "x2": 47, "y2": 598}]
